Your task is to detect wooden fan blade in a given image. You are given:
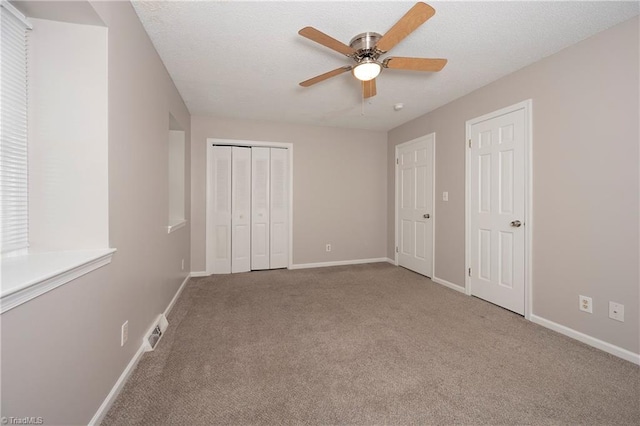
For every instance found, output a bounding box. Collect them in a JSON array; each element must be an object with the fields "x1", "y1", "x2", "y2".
[
  {"x1": 299, "y1": 66, "x2": 352, "y2": 87},
  {"x1": 376, "y1": 2, "x2": 435, "y2": 53},
  {"x1": 363, "y1": 79, "x2": 377, "y2": 98},
  {"x1": 298, "y1": 27, "x2": 355, "y2": 56},
  {"x1": 385, "y1": 57, "x2": 447, "y2": 72}
]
